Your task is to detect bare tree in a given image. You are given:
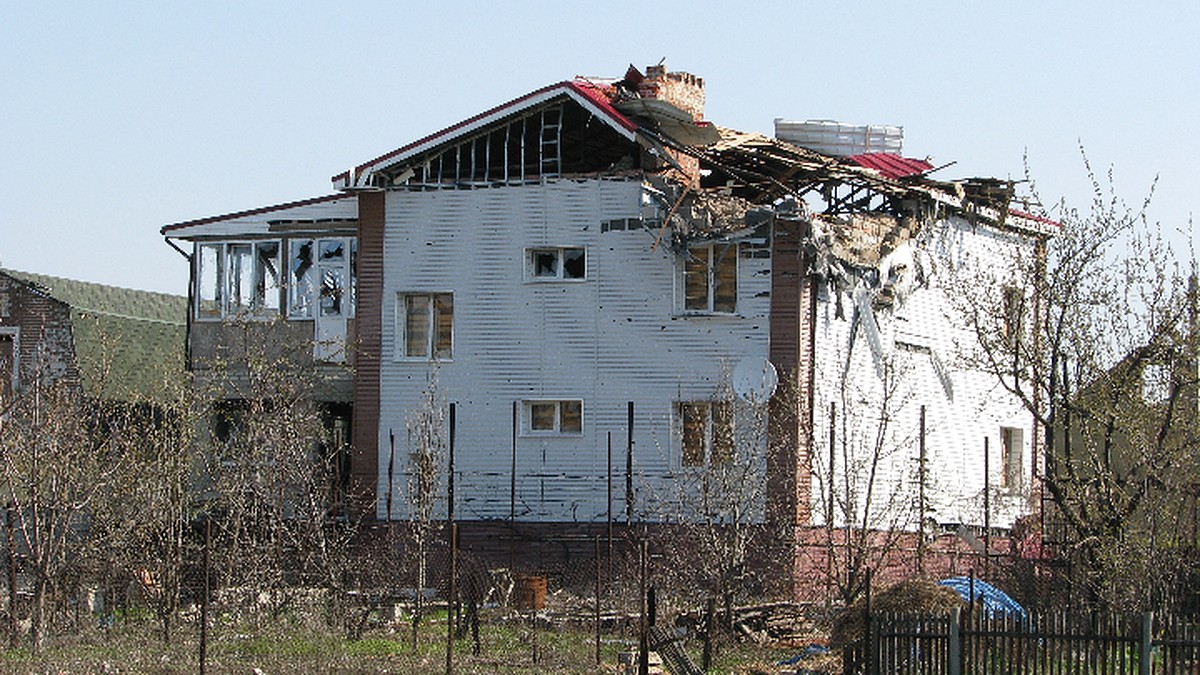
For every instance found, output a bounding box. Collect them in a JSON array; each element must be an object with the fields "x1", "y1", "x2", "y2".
[
  {"x1": 197, "y1": 319, "x2": 354, "y2": 617},
  {"x1": 950, "y1": 157, "x2": 1199, "y2": 609},
  {"x1": 0, "y1": 363, "x2": 118, "y2": 651},
  {"x1": 807, "y1": 337, "x2": 925, "y2": 605},
  {"x1": 89, "y1": 379, "x2": 201, "y2": 643},
  {"x1": 403, "y1": 368, "x2": 447, "y2": 647}
]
